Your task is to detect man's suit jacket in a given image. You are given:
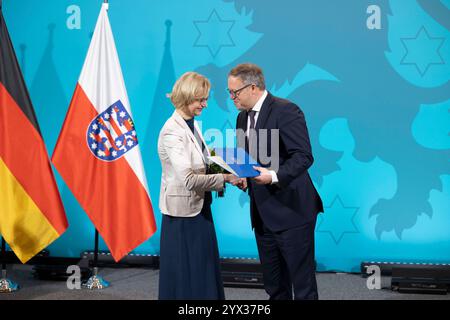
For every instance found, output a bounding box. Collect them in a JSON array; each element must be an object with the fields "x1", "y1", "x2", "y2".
[
  {"x1": 158, "y1": 111, "x2": 224, "y2": 217},
  {"x1": 236, "y1": 92, "x2": 323, "y2": 231}
]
